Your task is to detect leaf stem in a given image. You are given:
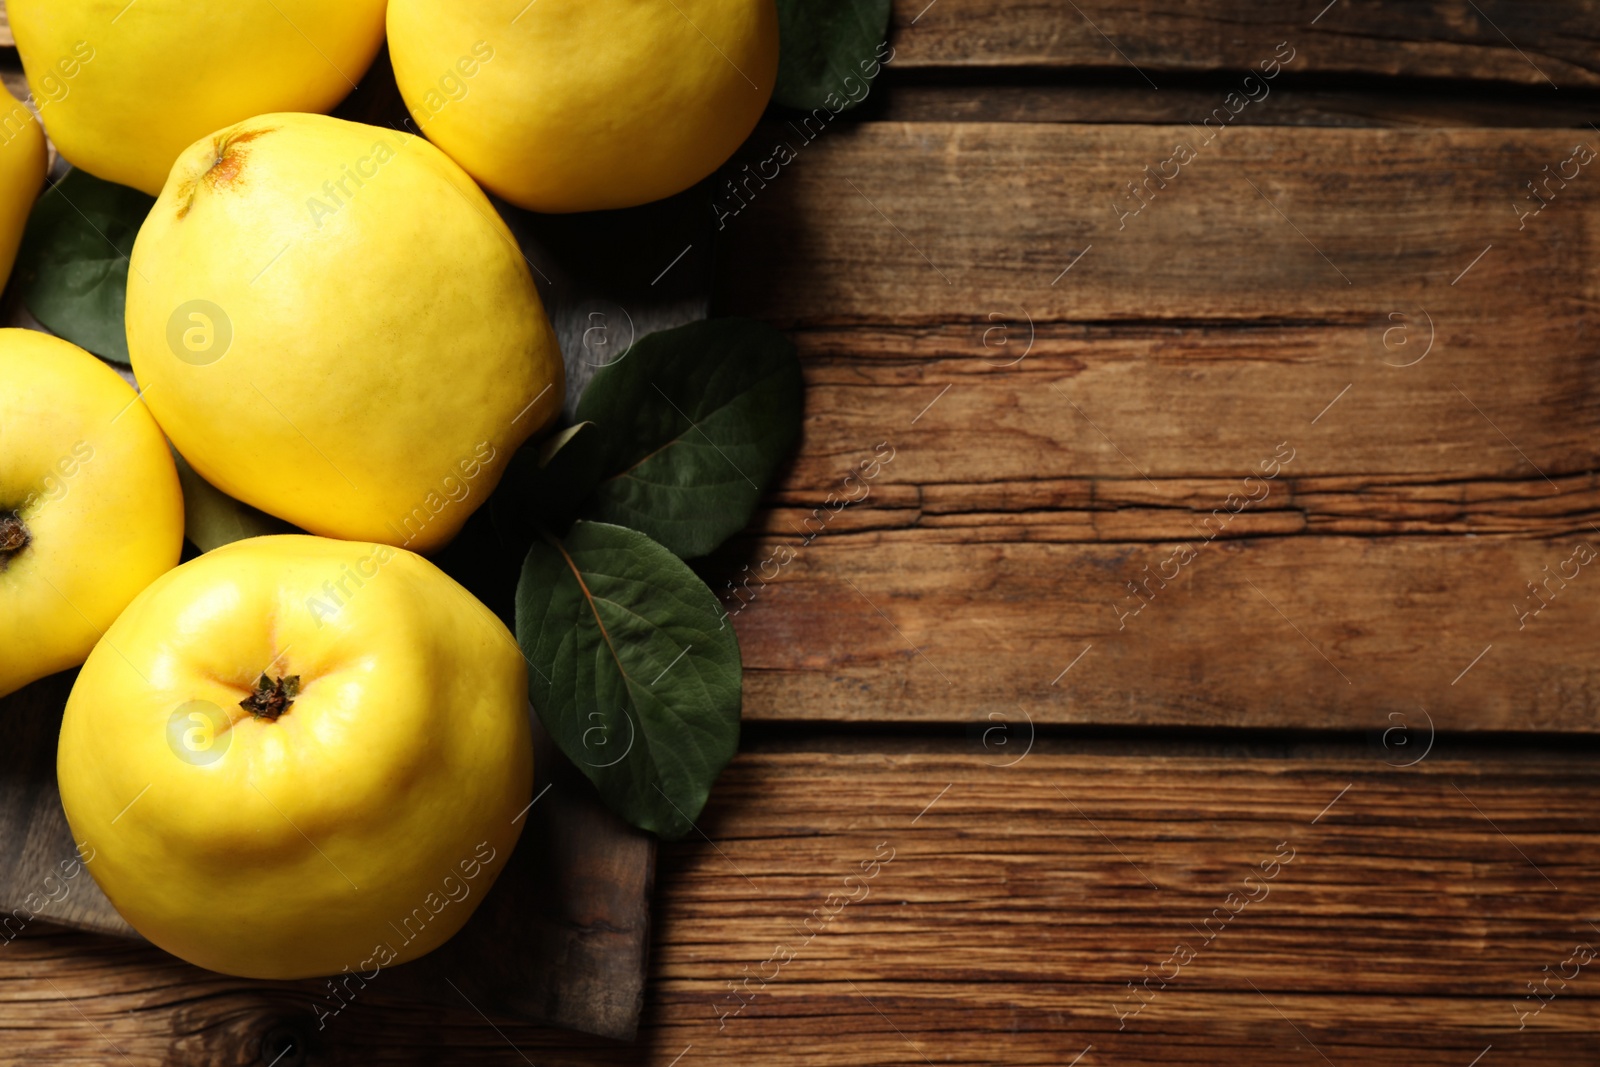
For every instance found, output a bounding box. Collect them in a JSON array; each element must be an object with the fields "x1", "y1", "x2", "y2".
[{"x1": 542, "y1": 525, "x2": 639, "y2": 692}]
